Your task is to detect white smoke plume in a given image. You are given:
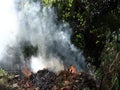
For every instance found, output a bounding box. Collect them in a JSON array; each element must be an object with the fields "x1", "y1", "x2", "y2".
[
  {"x1": 0, "y1": 0, "x2": 18, "y2": 59},
  {"x1": 0, "y1": 0, "x2": 24, "y2": 71},
  {"x1": 0, "y1": 0, "x2": 87, "y2": 73}
]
